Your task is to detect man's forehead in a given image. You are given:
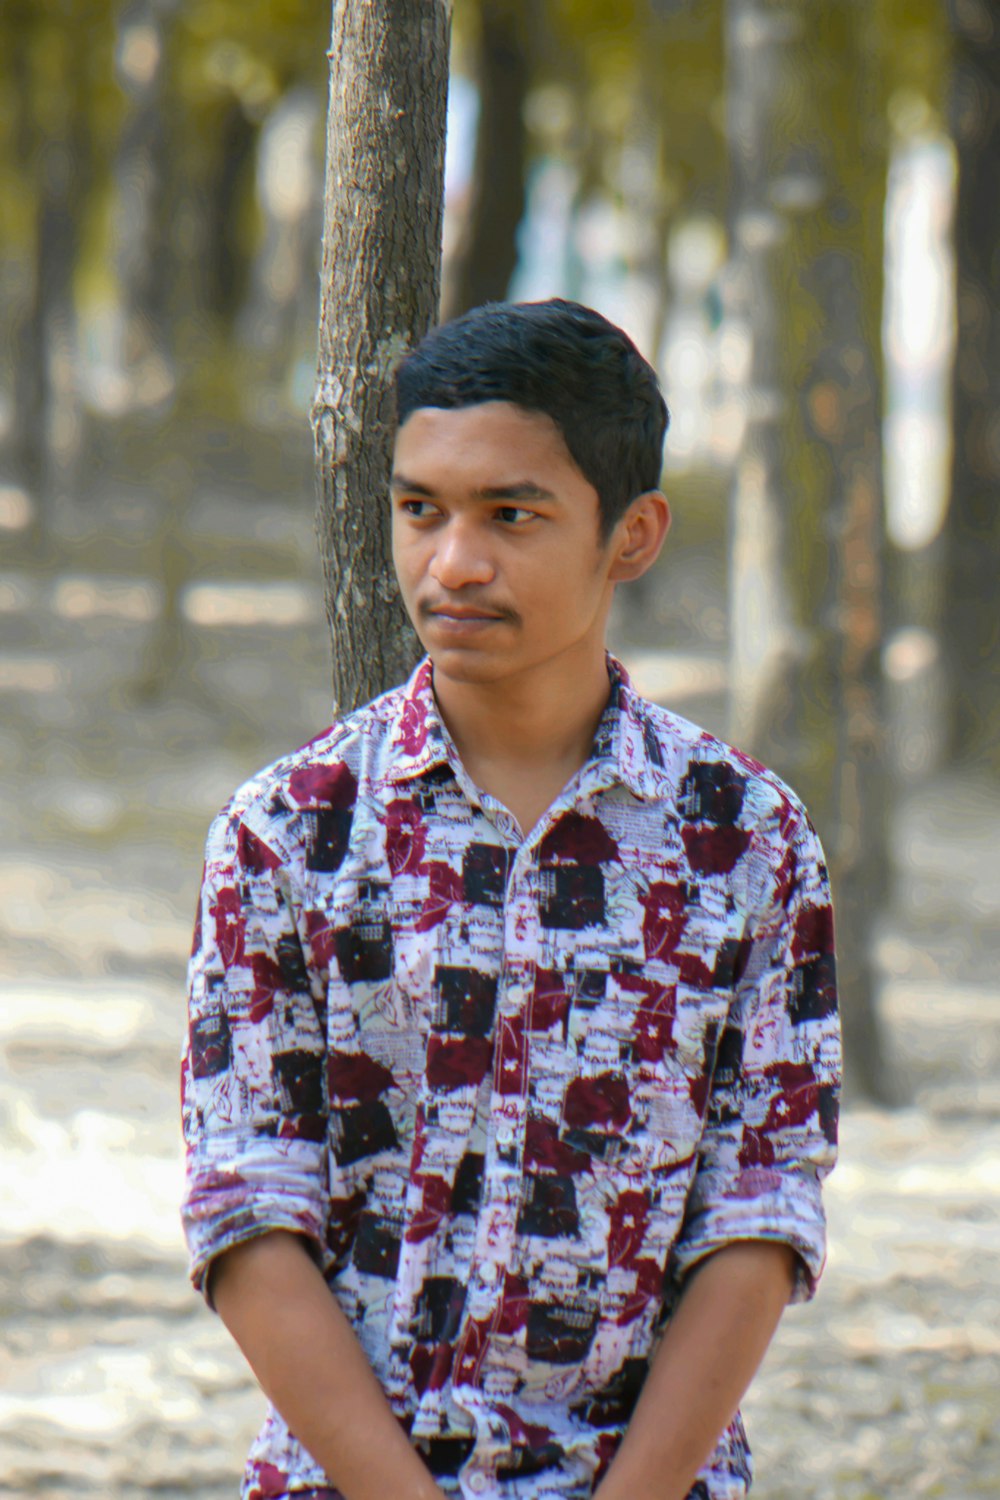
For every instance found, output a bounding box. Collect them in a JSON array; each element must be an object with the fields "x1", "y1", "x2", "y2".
[
  {"x1": 394, "y1": 398, "x2": 560, "y2": 435},
  {"x1": 391, "y1": 400, "x2": 578, "y2": 475}
]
